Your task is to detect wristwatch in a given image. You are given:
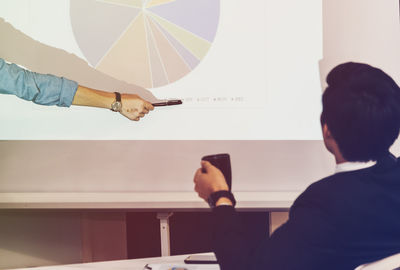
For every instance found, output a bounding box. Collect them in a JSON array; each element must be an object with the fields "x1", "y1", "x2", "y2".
[
  {"x1": 208, "y1": 190, "x2": 236, "y2": 208},
  {"x1": 111, "y1": 92, "x2": 122, "y2": 112}
]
